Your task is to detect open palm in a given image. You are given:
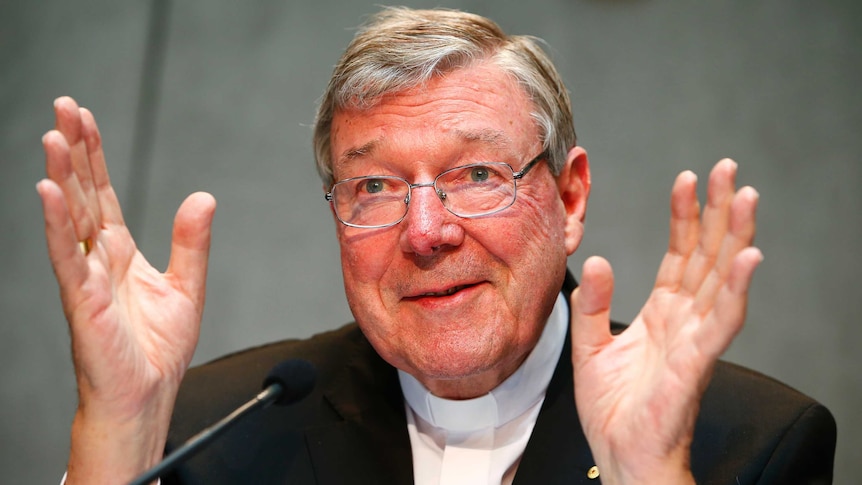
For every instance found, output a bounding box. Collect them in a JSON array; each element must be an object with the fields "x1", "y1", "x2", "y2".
[
  {"x1": 570, "y1": 160, "x2": 762, "y2": 484},
  {"x1": 38, "y1": 97, "x2": 216, "y2": 481}
]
